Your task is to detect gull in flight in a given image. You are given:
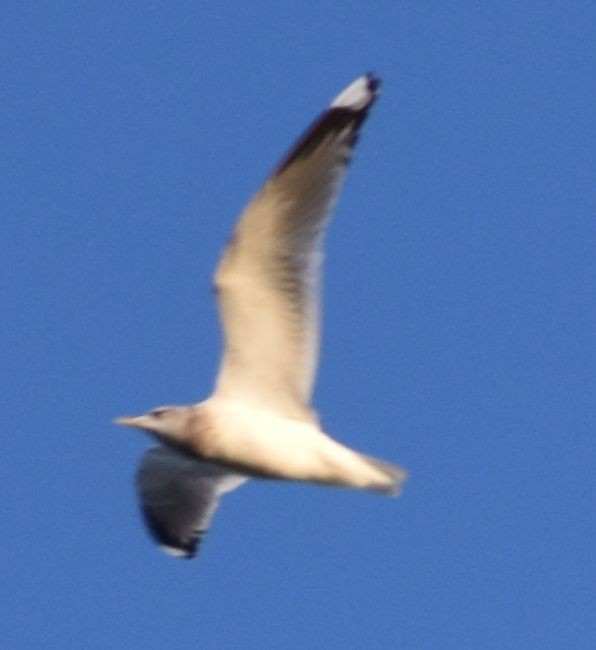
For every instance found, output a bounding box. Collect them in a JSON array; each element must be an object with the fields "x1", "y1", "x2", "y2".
[{"x1": 116, "y1": 73, "x2": 407, "y2": 558}]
